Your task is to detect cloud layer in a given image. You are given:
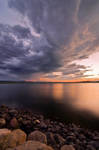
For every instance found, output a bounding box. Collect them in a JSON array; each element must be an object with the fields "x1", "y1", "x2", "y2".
[{"x1": 0, "y1": 0, "x2": 99, "y2": 80}]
